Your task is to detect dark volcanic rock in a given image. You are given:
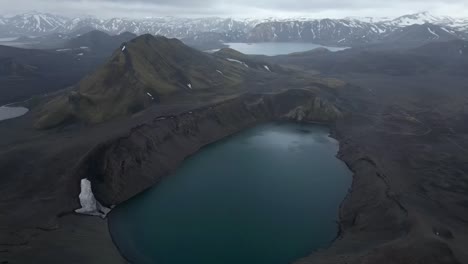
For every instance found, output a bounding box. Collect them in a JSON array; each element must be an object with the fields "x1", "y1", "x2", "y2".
[
  {"x1": 3, "y1": 39, "x2": 468, "y2": 264},
  {"x1": 0, "y1": 87, "x2": 342, "y2": 264},
  {"x1": 74, "y1": 89, "x2": 342, "y2": 205}
]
